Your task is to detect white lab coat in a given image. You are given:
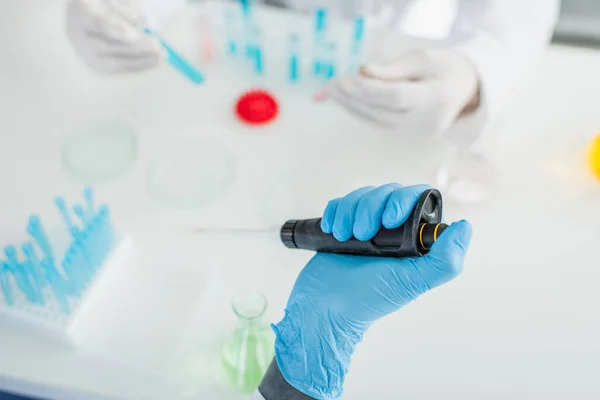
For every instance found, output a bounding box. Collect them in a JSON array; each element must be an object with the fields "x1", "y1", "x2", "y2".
[{"x1": 143, "y1": 0, "x2": 560, "y2": 126}]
